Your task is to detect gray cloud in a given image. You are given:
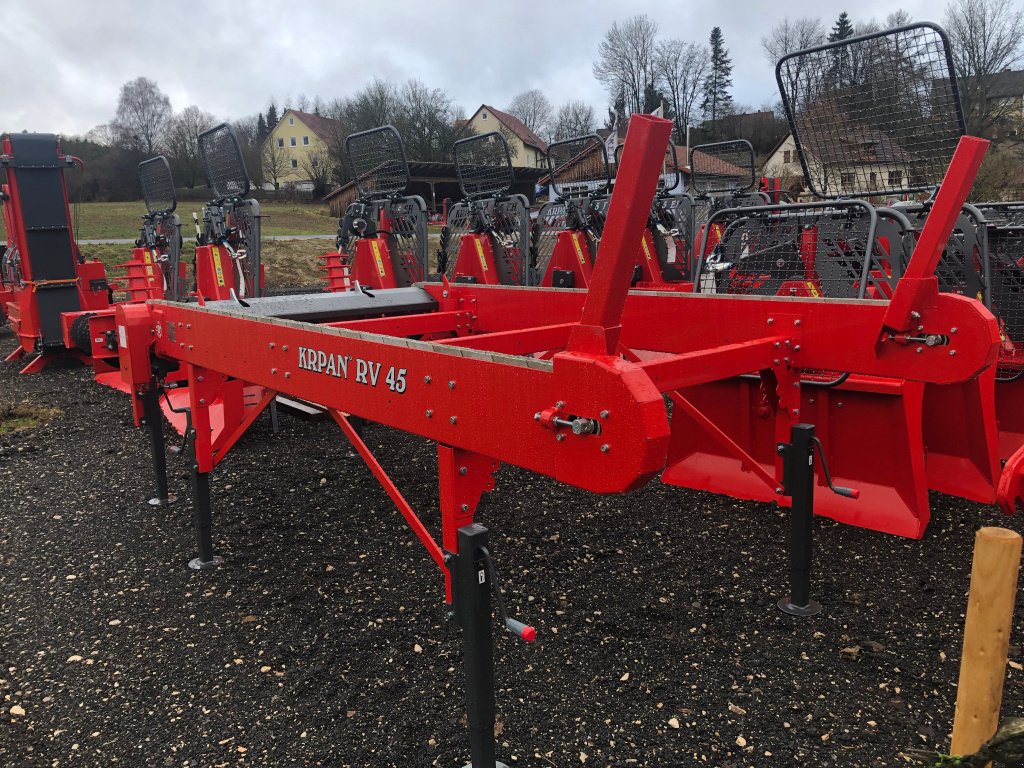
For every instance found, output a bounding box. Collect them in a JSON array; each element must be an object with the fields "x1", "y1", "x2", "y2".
[{"x1": 0, "y1": 0, "x2": 974, "y2": 135}]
